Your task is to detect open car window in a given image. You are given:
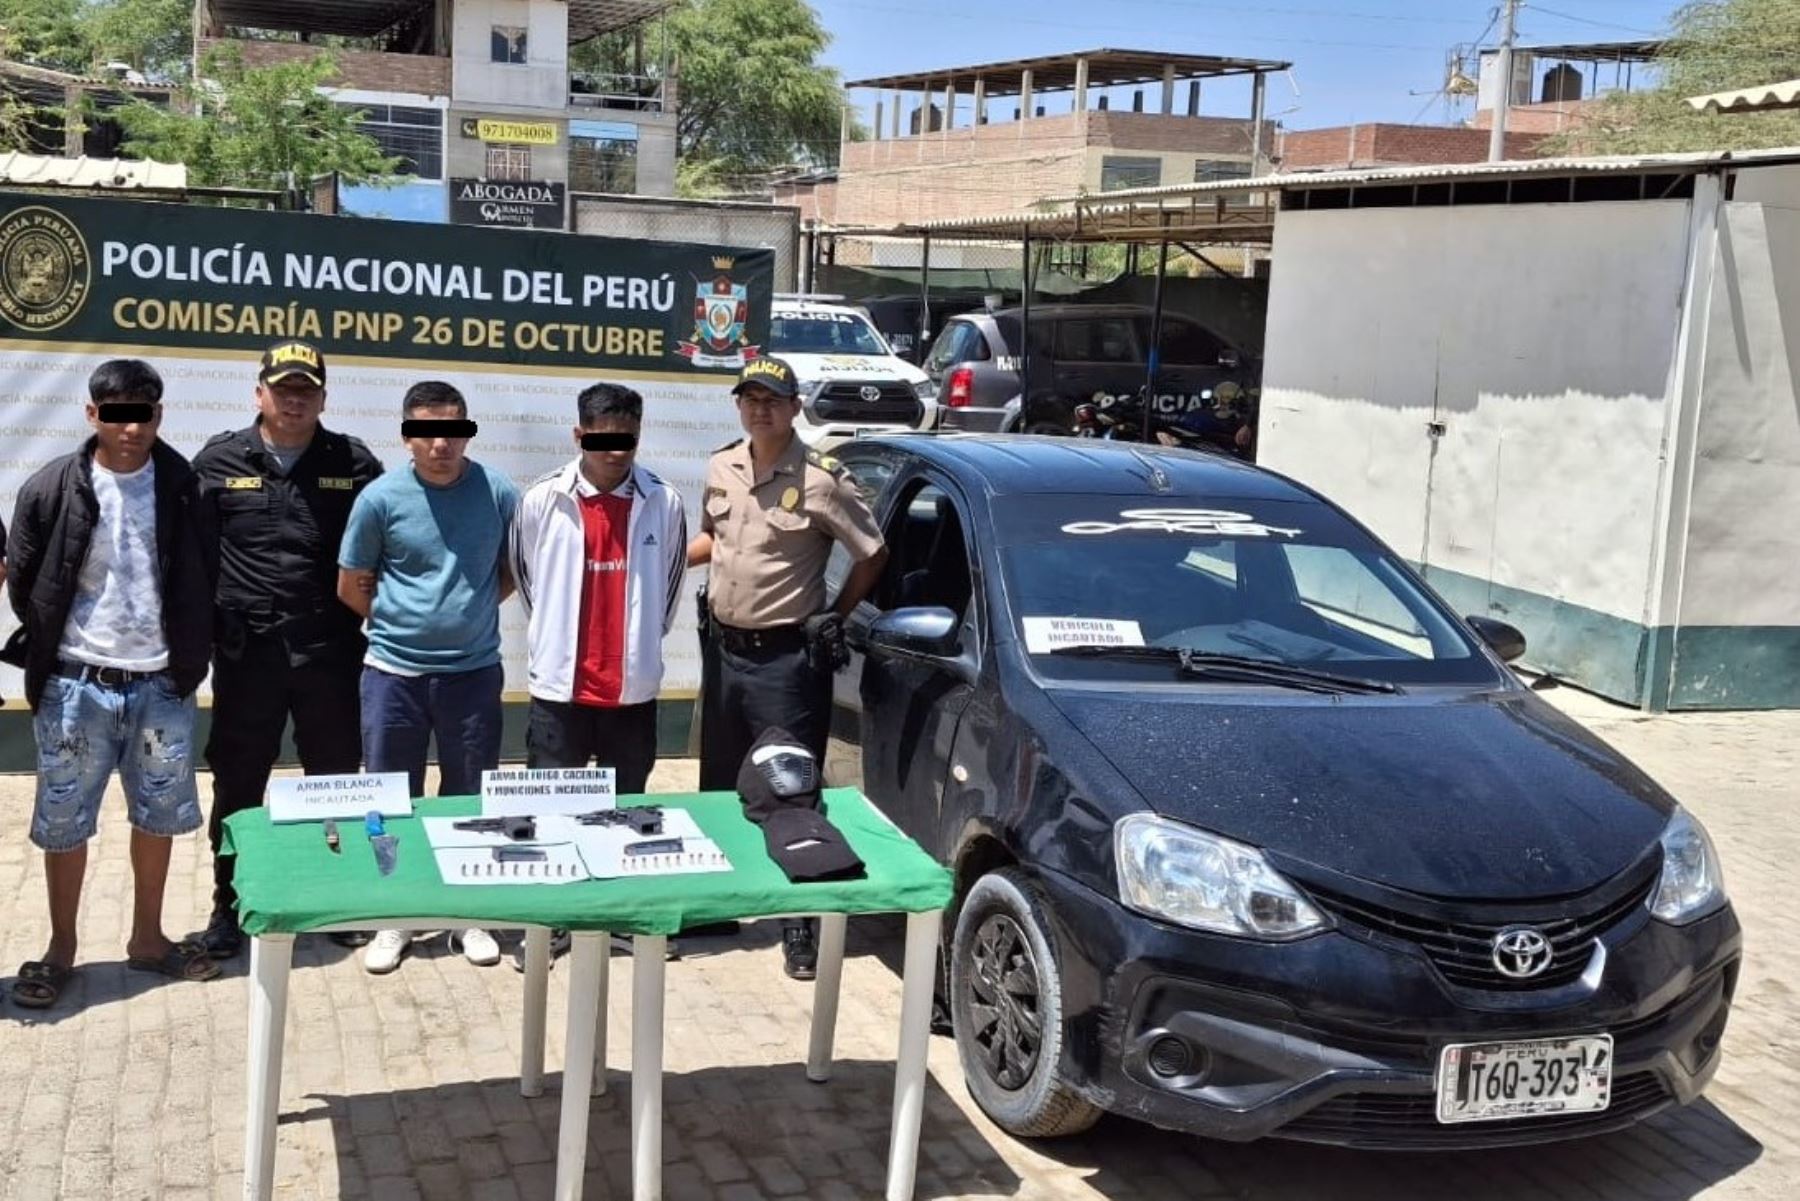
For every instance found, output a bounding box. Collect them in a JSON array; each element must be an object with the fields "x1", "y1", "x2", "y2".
[
  {"x1": 825, "y1": 451, "x2": 904, "y2": 596},
  {"x1": 877, "y1": 481, "x2": 974, "y2": 624}
]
